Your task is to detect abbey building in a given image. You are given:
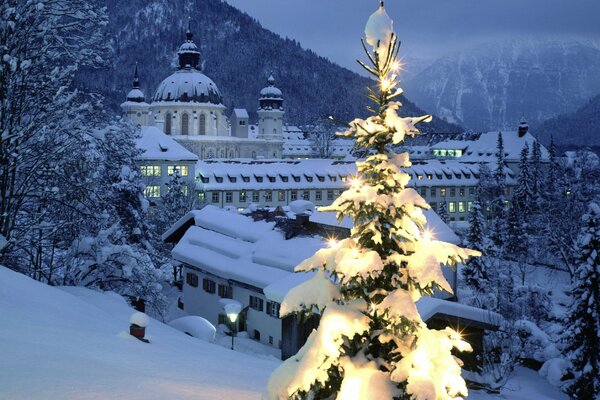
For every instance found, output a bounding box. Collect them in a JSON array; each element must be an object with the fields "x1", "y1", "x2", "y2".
[{"x1": 121, "y1": 25, "x2": 284, "y2": 160}]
